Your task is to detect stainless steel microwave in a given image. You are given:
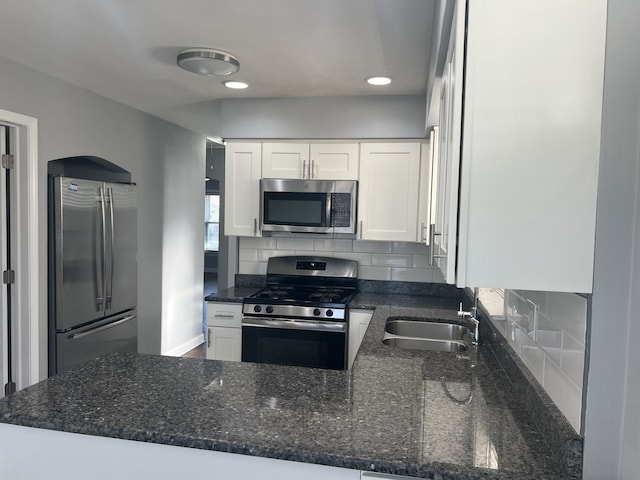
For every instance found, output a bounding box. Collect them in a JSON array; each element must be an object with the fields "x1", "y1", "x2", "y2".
[{"x1": 260, "y1": 179, "x2": 357, "y2": 234}]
